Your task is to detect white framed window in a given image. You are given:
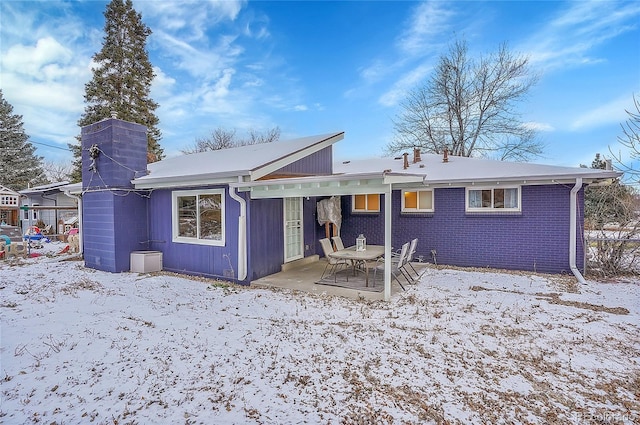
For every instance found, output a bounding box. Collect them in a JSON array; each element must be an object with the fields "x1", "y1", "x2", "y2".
[
  {"x1": 466, "y1": 187, "x2": 520, "y2": 212},
  {"x1": 352, "y1": 194, "x2": 380, "y2": 213},
  {"x1": 1, "y1": 195, "x2": 18, "y2": 206},
  {"x1": 402, "y1": 189, "x2": 434, "y2": 212},
  {"x1": 172, "y1": 189, "x2": 225, "y2": 246}
]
